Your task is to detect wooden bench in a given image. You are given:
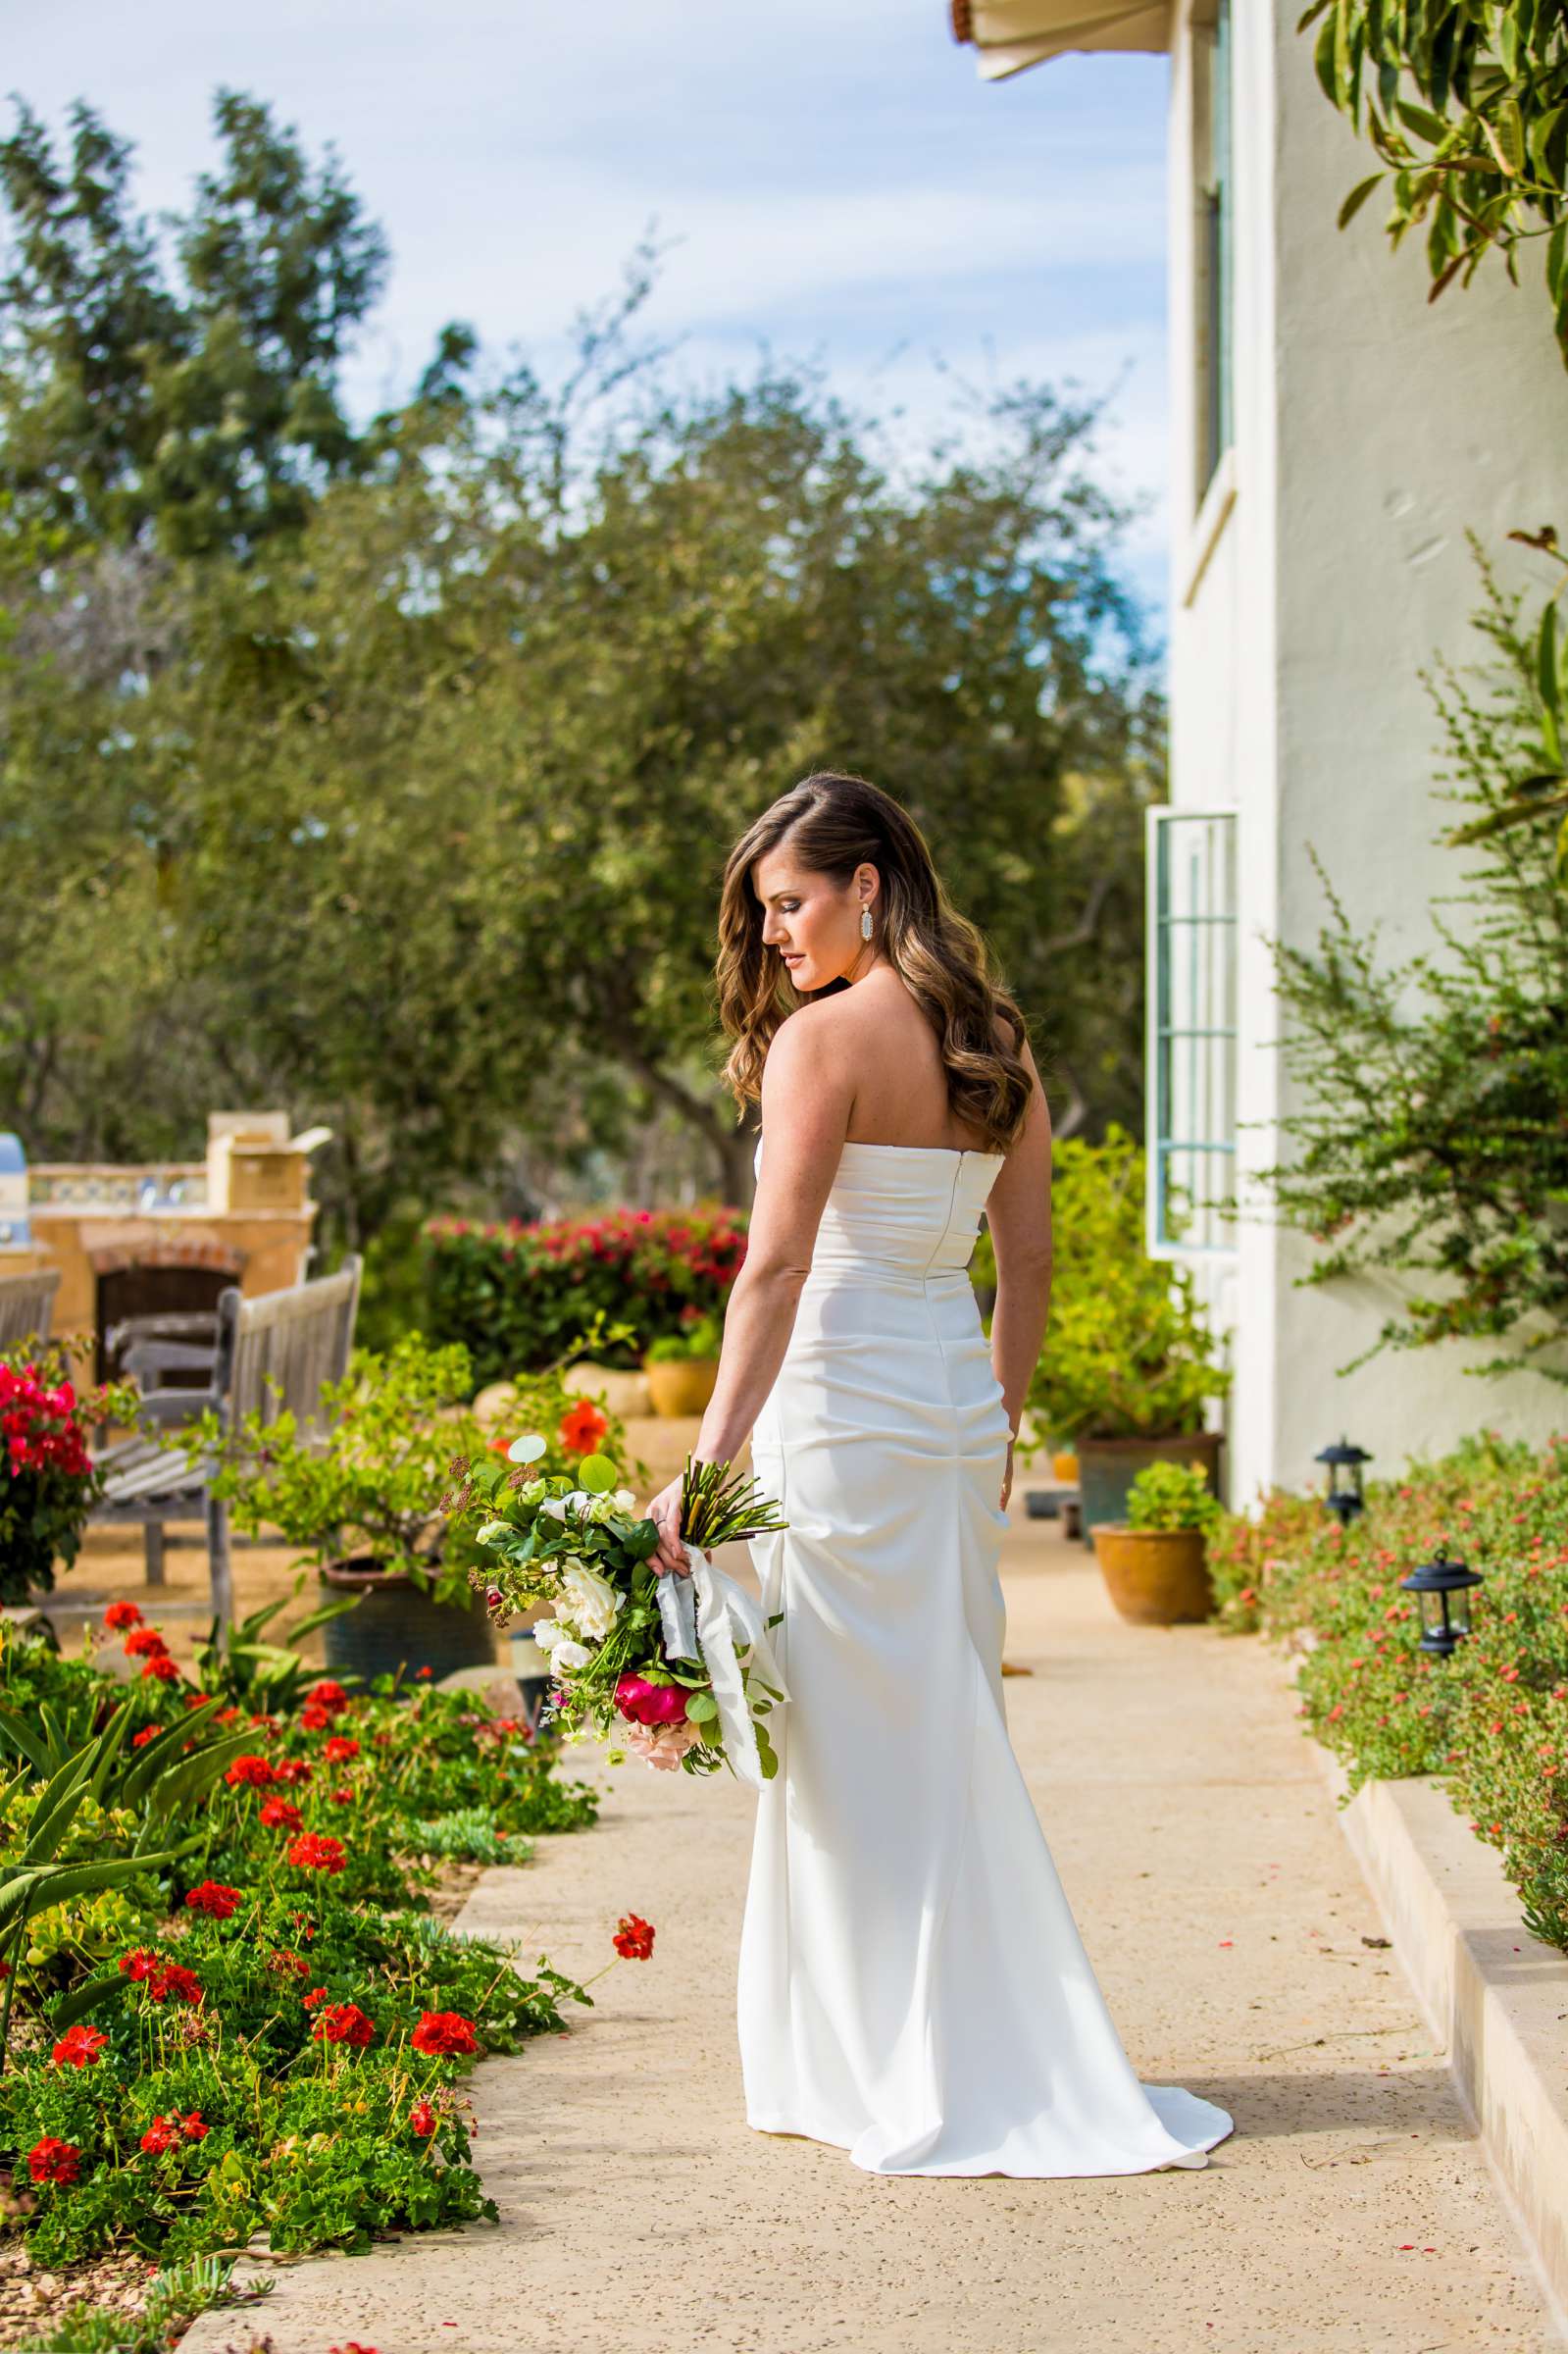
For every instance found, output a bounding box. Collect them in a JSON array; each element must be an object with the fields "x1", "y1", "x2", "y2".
[
  {"x1": 92, "y1": 1256, "x2": 363, "y2": 1625},
  {"x1": 0, "y1": 1266, "x2": 61, "y2": 1353}
]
